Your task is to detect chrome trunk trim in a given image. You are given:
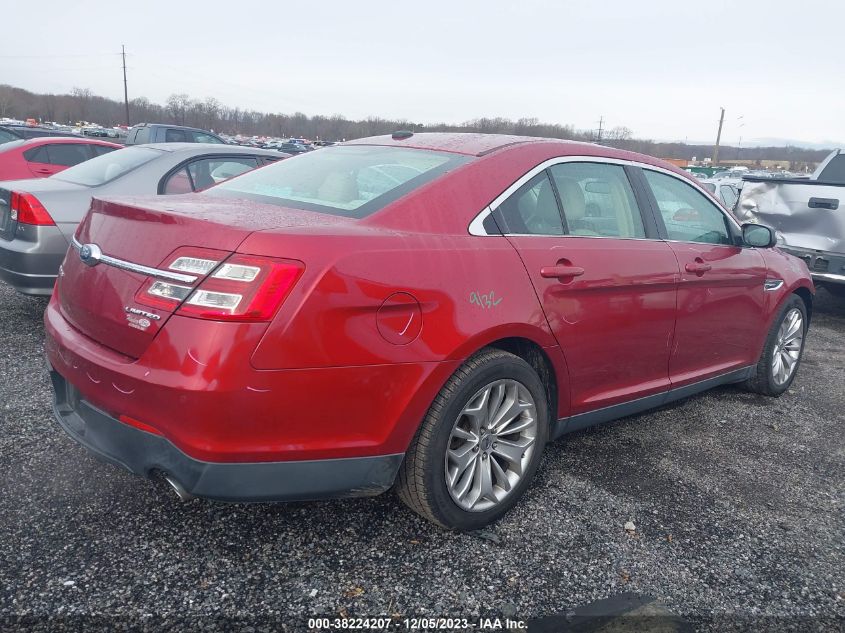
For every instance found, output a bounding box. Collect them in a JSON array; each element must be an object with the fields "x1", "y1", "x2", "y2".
[{"x1": 71, "y1": 237, "x2": 198, "y2": 284}]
